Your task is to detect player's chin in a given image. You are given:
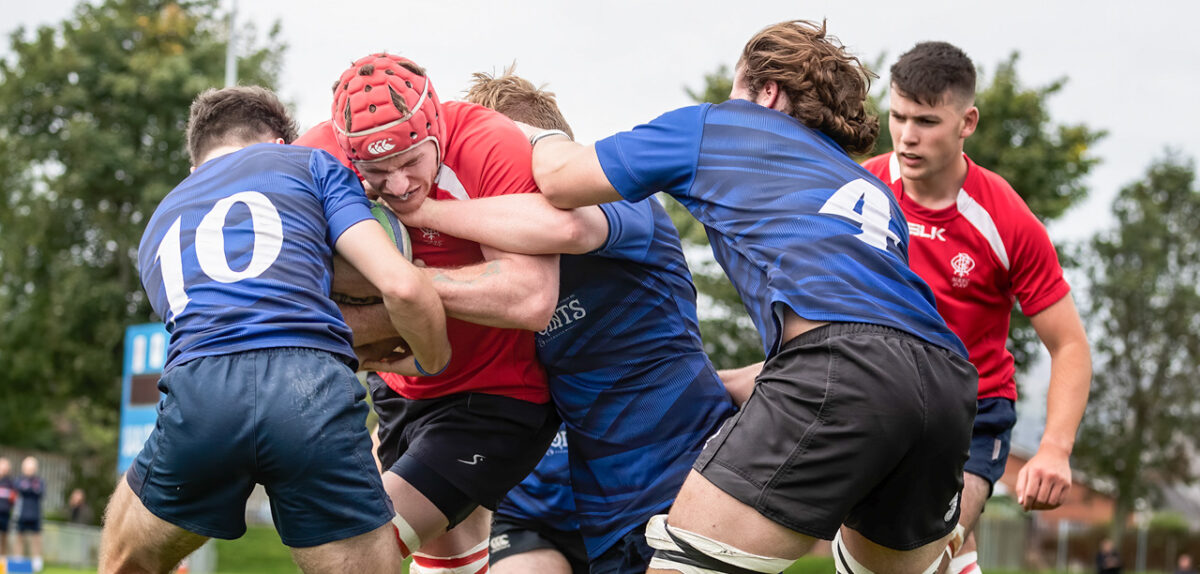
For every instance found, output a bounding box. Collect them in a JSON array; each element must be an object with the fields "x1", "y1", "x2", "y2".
[{"x1": 383, "y1": 190, "x2": 427, "y2": 214}]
